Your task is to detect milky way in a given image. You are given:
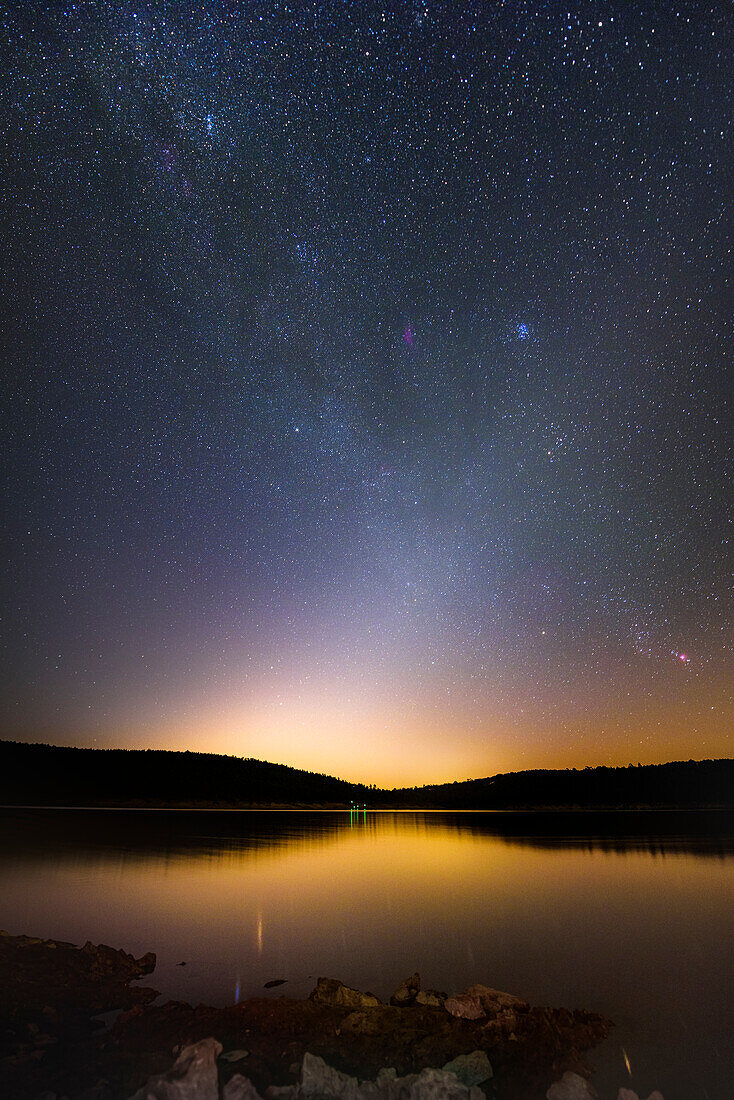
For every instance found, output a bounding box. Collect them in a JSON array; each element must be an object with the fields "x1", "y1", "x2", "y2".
[{"x1": 0, "y1": 2, "x2": 730, "y2": 784}]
